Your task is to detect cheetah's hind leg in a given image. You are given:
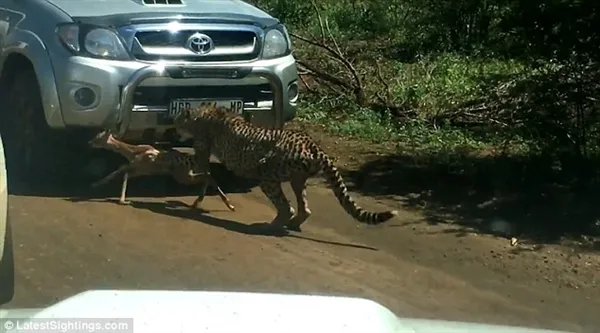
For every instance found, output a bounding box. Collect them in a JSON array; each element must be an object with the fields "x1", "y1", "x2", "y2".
[
  {"x1": 258, "y1": 181, "x2": 295, "y2": 234},
  {"x1": 286, "y1": 174, "x2": 311, "y2": 232}
]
